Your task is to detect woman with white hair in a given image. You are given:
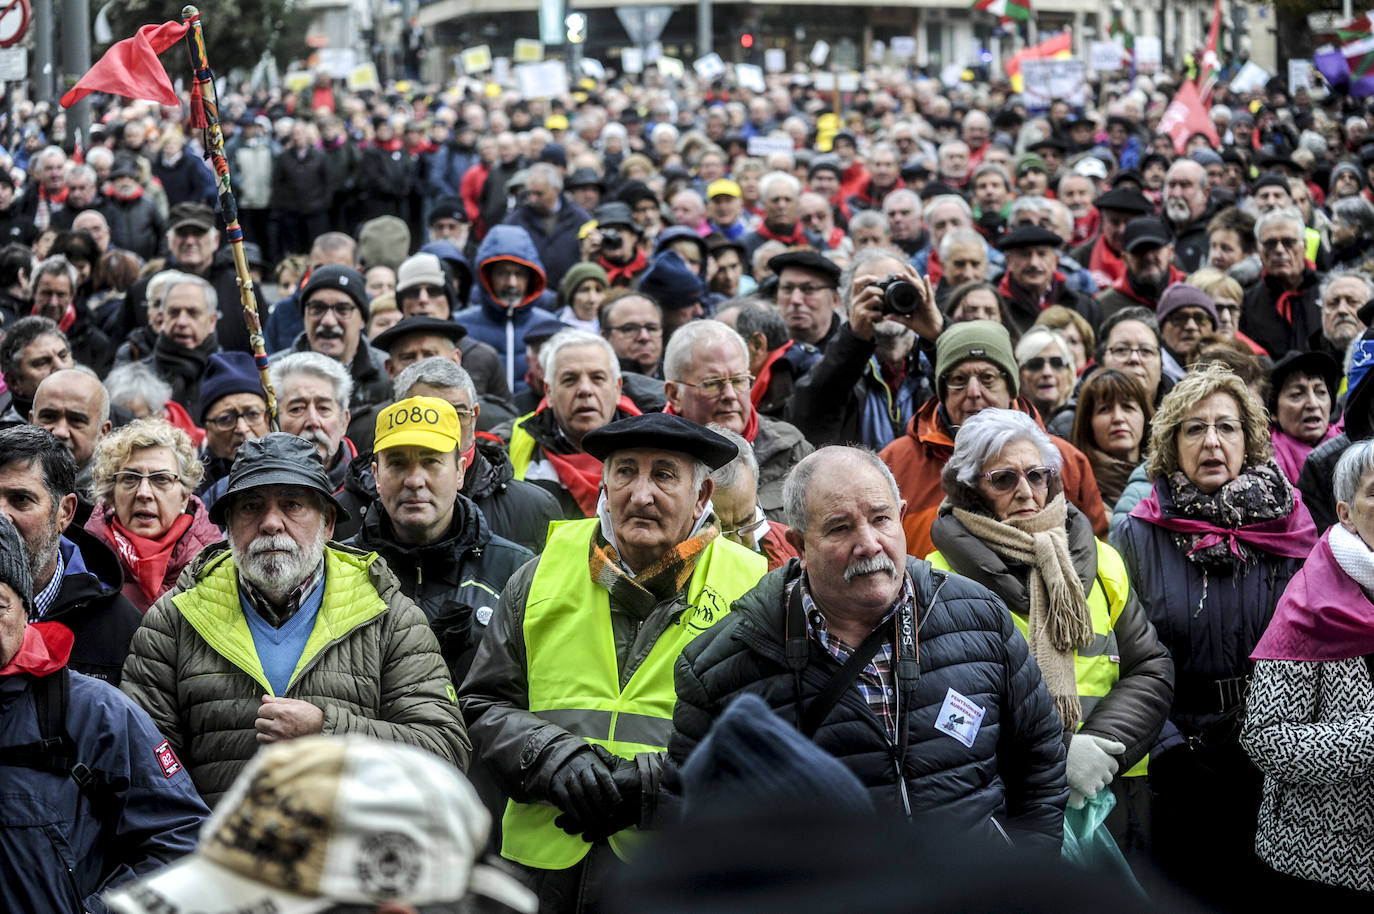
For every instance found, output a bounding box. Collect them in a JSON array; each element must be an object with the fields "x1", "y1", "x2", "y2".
[
  {"x1": 928, "y1": 408, "x2": 1172, "y2": 854},
  {"x1": 1015, "y1": 326, "x2": 1077, "y2": 426}
]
